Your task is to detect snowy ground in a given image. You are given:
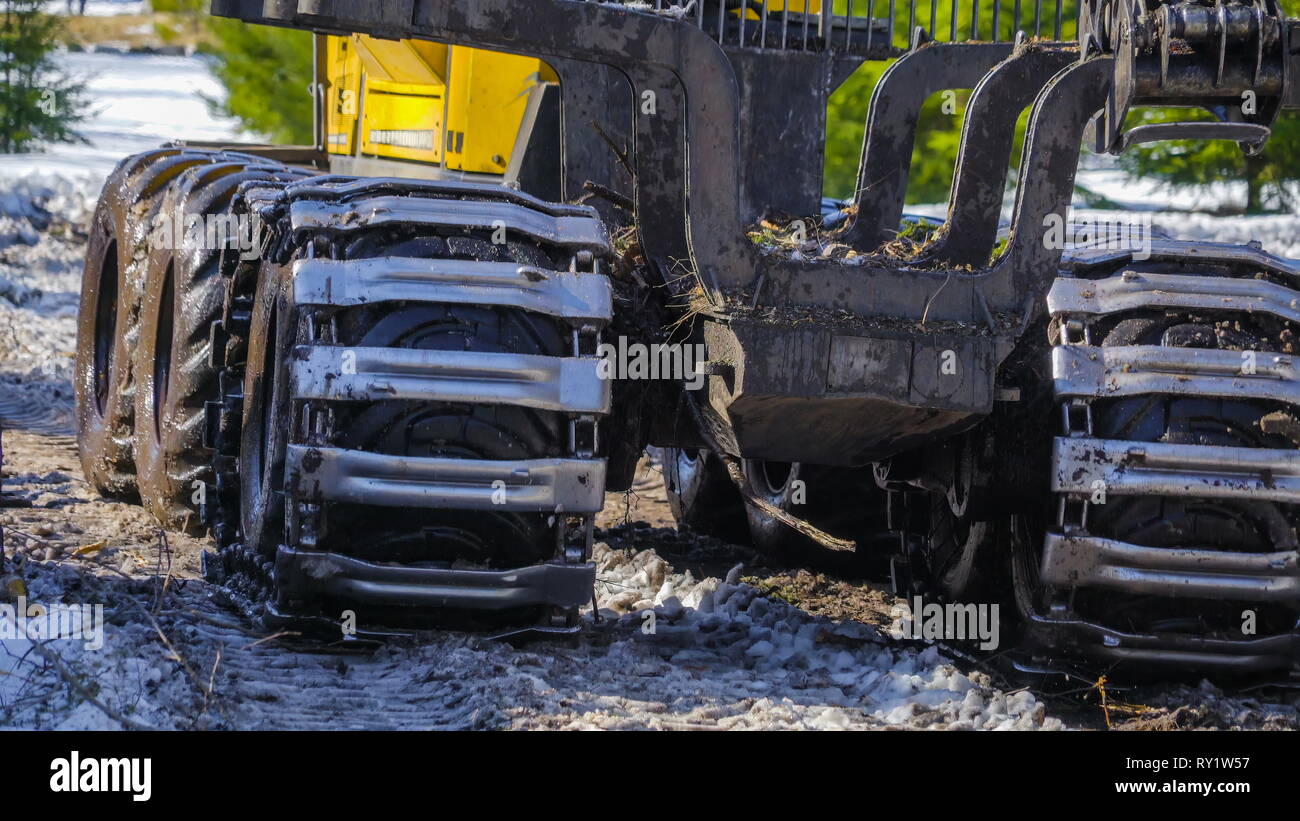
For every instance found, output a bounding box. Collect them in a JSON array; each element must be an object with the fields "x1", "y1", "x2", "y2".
[
  {"x1": 1, "y1": 52, "x2": 1299, "y2": 731},
  {"x1": 42, "y1": 0, "x2": 148, "y2": 17}
]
